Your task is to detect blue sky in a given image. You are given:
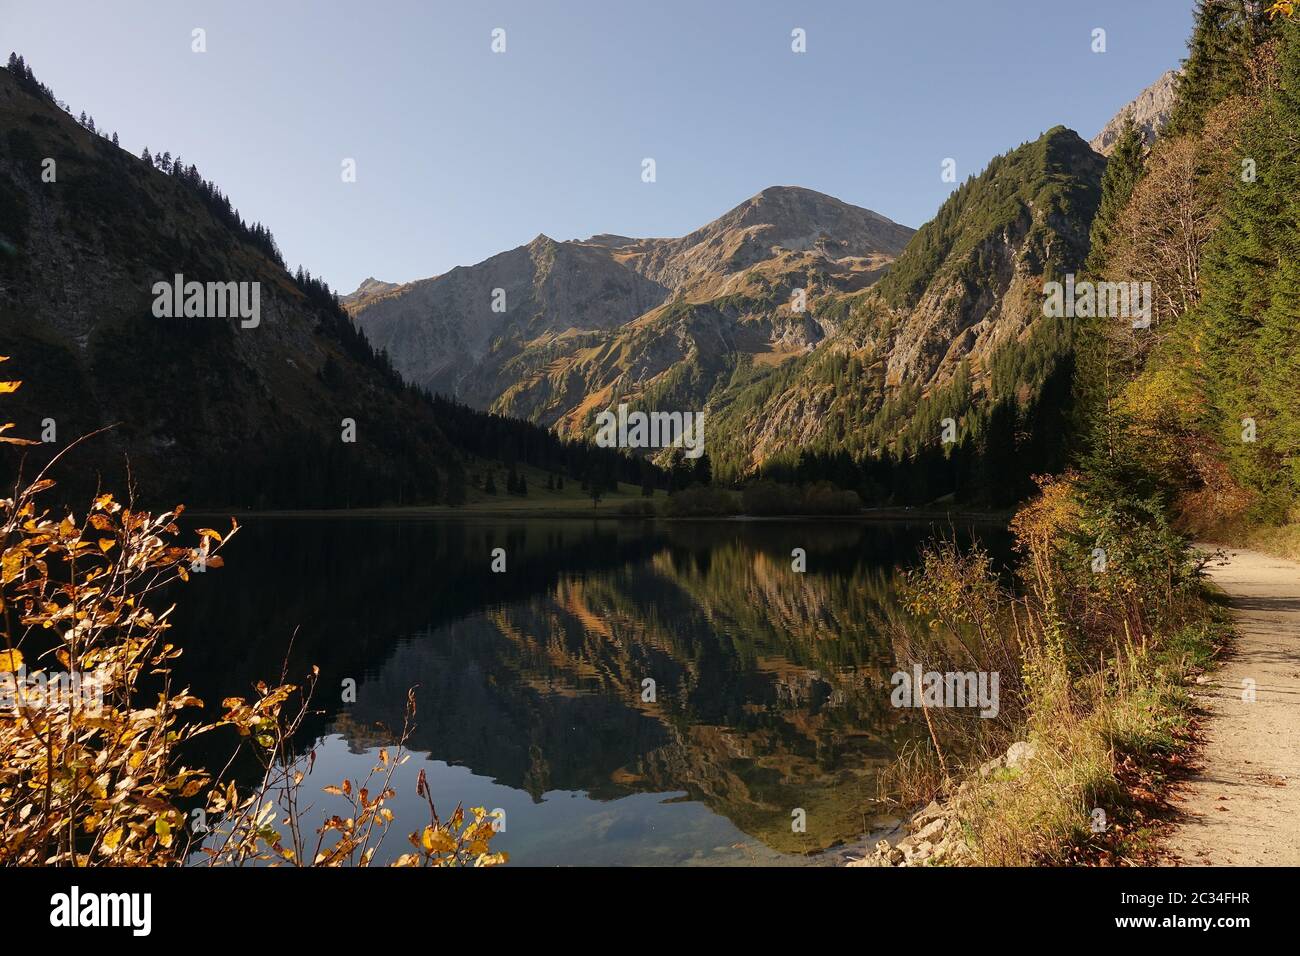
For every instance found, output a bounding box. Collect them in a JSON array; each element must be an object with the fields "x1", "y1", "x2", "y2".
[{"x1": 3, "y1": 0, "x2": 1194, "y2": 292}]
